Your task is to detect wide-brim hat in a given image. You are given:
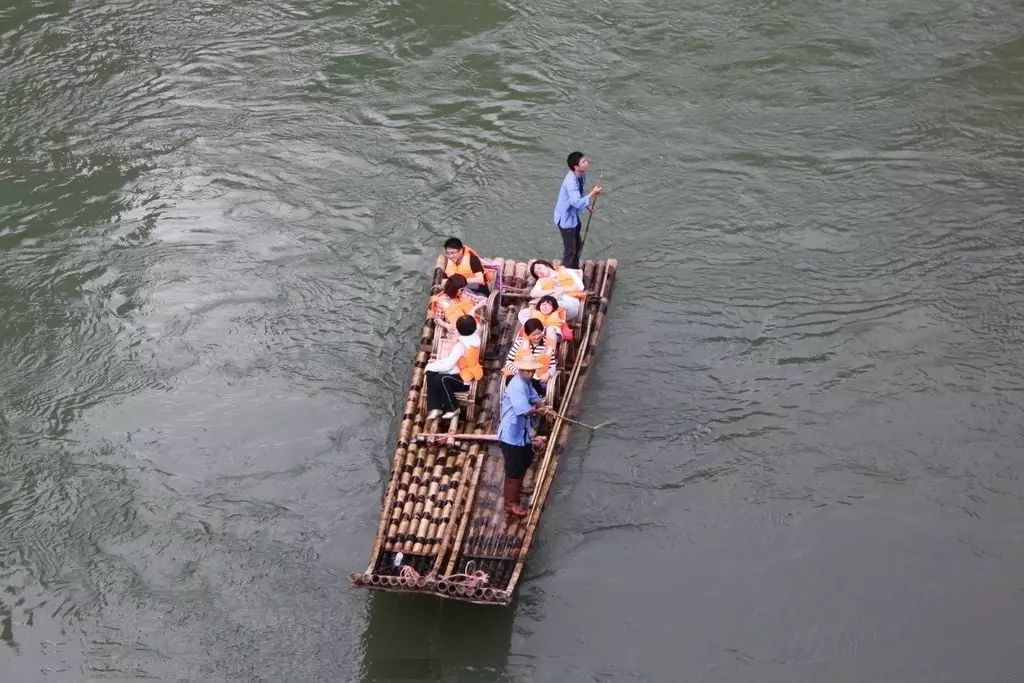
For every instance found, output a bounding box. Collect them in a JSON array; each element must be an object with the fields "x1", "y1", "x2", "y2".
[{"x1": 515, "y1": 357, "x2": 543, "y2": 371}]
